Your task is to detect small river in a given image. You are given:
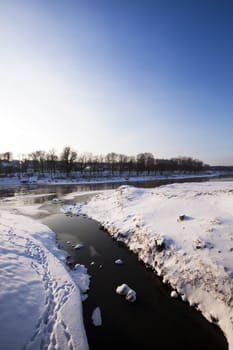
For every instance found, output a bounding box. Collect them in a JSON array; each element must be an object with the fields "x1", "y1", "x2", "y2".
[
  {"x1": 0, "y1": 178, "x2": 230, "y2": 349},
  {"x1": 42, "y1": 211, "x2": 227, "y2": 350}
]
